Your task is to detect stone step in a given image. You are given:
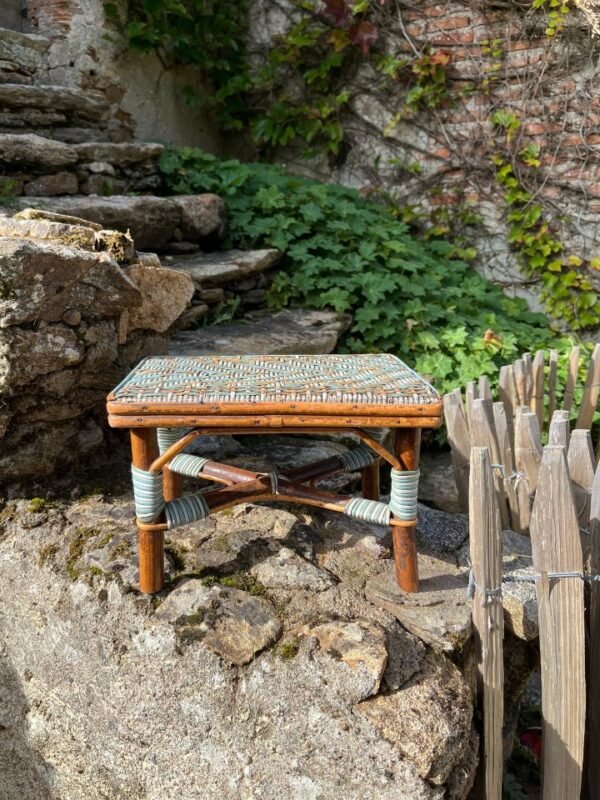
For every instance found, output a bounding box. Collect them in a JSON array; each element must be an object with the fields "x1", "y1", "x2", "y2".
[
  {"x1": 0, "y1": 83, "x2": 109, "y2": 124},
  {"x1": 0, "y1": 134, "x2": 165, "y2": 196},
  {"x1": 13, "y1": 194, "x2": 226, "y2": 251},
  {"x1": 0, "y1": 132, "x2": 77, "y2": 170},
  {"x1": 72, "y1": 141, "x2": 164, "y2": 167},
  {"x1": 163, "y1": 248, "x2": 281, "y2": 286},
  {"x1": 0, "y1": 27, "x2": 49, "y2": 79},
  {"x1": 169, "y1": 309, "x2": 350, "y2": 357}
]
